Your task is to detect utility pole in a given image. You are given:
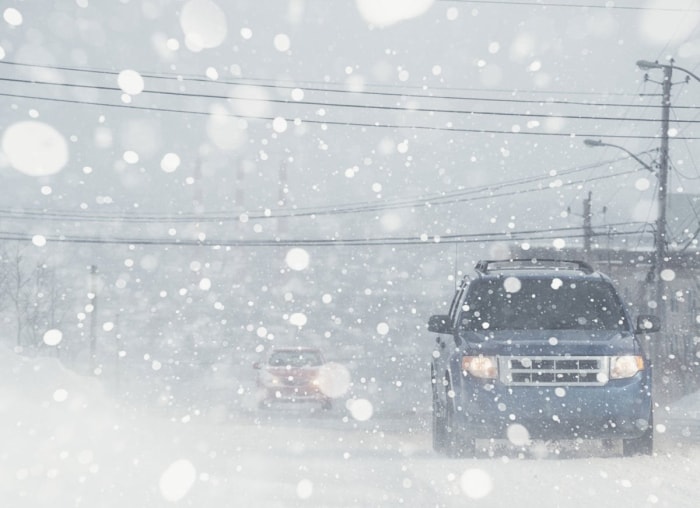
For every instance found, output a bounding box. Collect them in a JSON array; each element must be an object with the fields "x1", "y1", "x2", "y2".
[
  {"x1": 636, "y1": 58, "x2": 700, "y2": 362},
  {"x1": 637, "y1": 58, "x2": 700, "y2": 293},
  {"x1": 654, "y1": 63, "x2": 672, "y2": 301},
  {"x1": 567, "y1": 192, "x2": 594, "y2": 260},
  {"x1": 193, "y1": 156, "x2": 203, "y2": 213},
  {"x1": 114, "y1": 311, "x2": 121, "y2": 393},
  {"x1": 583, "y1": 191, "x2": 593, "y2": 256},
  {"x1": 278, "y1": 160, "x2": 288, "y2": 234},
  {"x1": 89, "y1": 264, "x2": 98, "y2": 372},
  {"x1": 583, "y1": 59, "x2": 700, "y2": 362}
]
